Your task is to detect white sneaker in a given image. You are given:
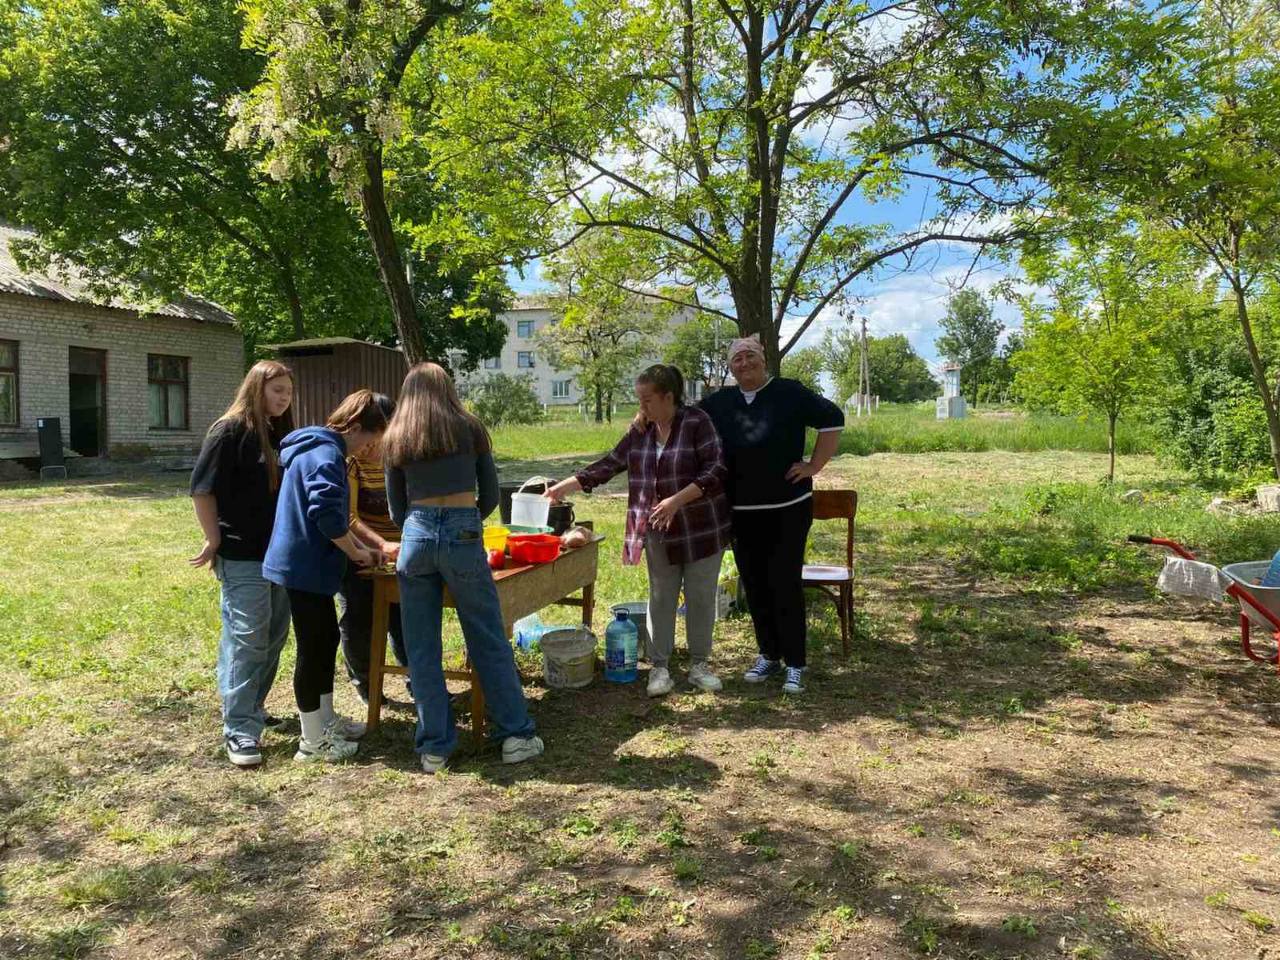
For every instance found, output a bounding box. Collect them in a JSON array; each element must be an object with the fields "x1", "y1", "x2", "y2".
[
  {"x1": 688, "y1": 662, "x2": 722, "y2": 693},
  {"x1": 502, "y1": 735, "x2": 545, "y2": 765},
  {"x1": 782, "y1": 666, "x2": 806, "y2": 695},
  {"x1": 647, "y1": 666, "x2": 675, "y2": 697},
  {"x1": 328, "y1": 712, "x2": 367, "y2": 740},
  {"x1": 294, "y1": 729, "x2": 358, "y2": 763},
  {"x1": 420, "y1": 753, "x2": 448, "y2": 774}
]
